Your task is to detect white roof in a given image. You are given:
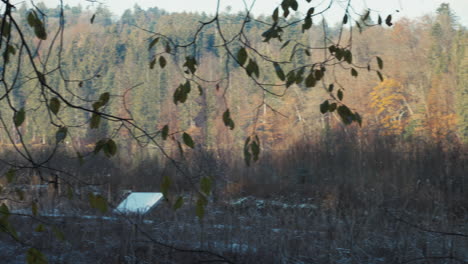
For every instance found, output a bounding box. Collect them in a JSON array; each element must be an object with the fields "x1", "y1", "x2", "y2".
[{"x1": 115, "y1": 192, "x2": 163, "y2": 214}]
